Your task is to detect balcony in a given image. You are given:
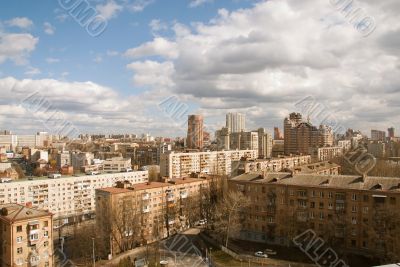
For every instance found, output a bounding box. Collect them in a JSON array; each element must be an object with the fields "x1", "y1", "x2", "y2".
[
  {"x1": 167, "y1": 194, "x2": 175, "y2": 202},
  {"x1": 180, "y1": 191, "x2": 188, "y2": 199},
  {"x1": 143, "y1": 206, "x2": 151, "y2": 213}
]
